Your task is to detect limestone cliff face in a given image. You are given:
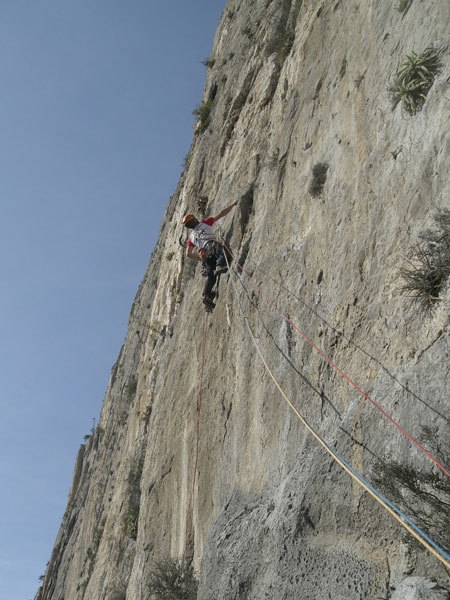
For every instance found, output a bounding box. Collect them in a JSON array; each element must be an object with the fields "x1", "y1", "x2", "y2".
[{"x1": 37, "y1": 1, "x2": 450, "y2": 599}]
